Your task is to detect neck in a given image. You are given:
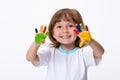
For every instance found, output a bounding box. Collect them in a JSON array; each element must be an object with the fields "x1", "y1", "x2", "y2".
[{"x1": 60, "y1": 44, "x2": 75, "y2": 50}]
